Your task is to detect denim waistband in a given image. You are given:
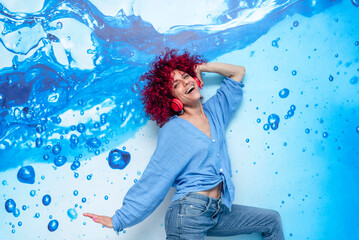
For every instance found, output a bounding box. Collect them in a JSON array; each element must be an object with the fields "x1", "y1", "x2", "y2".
[{"x1": 179, "y1": 192, "x2": 221, "y2": 206}]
